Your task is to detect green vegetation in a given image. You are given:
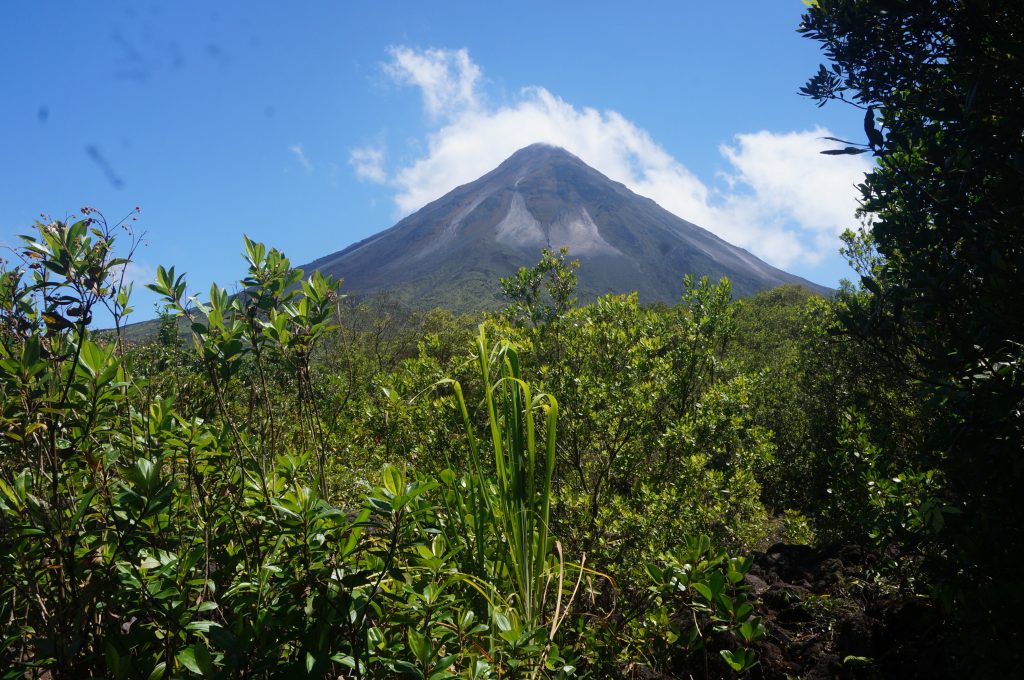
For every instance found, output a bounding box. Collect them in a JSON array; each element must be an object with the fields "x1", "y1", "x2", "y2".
[
  {"x1": 0, "y1": 219, "x2": 772, "y2": 678},
  {"x1": 2, "y1": 2, "x2": 1020, "y2": 676}
]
